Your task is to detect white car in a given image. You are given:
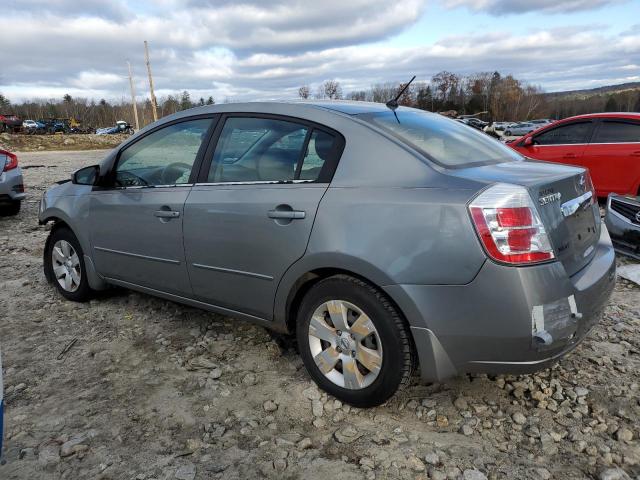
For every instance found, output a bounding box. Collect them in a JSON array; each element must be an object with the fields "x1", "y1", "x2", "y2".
[
  {"x1": 503, "y1": 122, "x2": 537, "y2": 137},
  {"x1": 22, "y1": 120, "x2": 38, "y2": 129}
]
